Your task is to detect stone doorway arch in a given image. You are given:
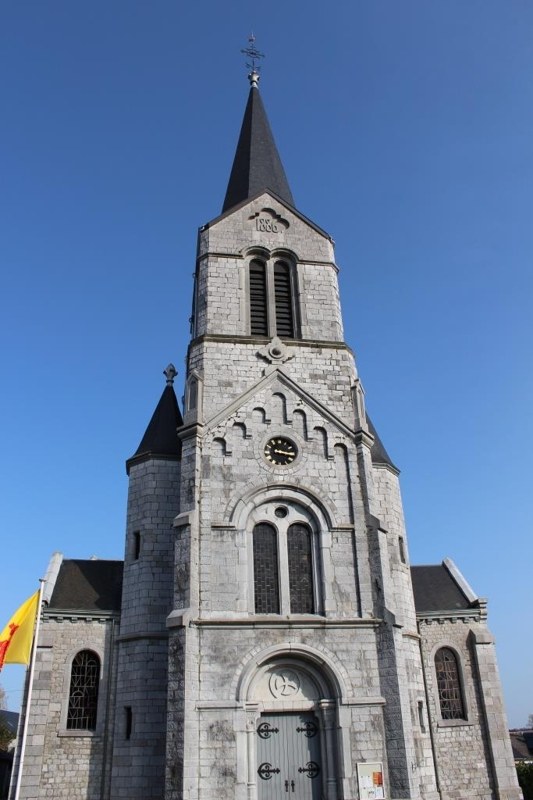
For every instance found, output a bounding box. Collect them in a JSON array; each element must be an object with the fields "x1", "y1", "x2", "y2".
[{"x1": 237, "y1": 648, "x2": 345, "y2": 800}]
